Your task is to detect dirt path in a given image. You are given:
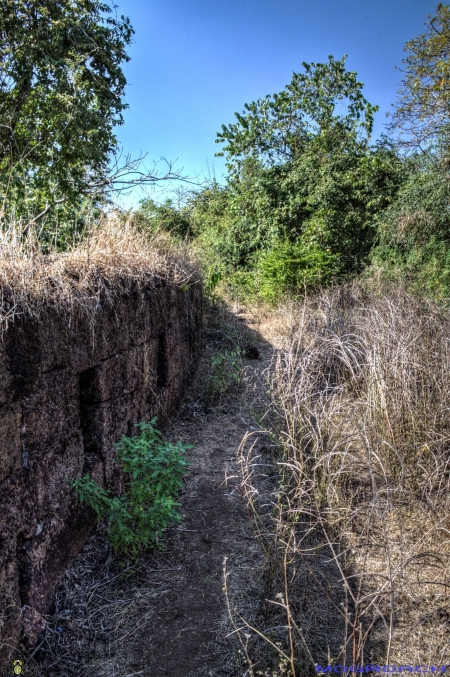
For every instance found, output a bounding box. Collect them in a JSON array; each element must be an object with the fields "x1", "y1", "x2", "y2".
[
  {"x1": 28, "y1": 309, "x2": 275, "y2": 677},
  {"x1": 133, "y1": 405, "x2": 264, "y2": 676}
]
